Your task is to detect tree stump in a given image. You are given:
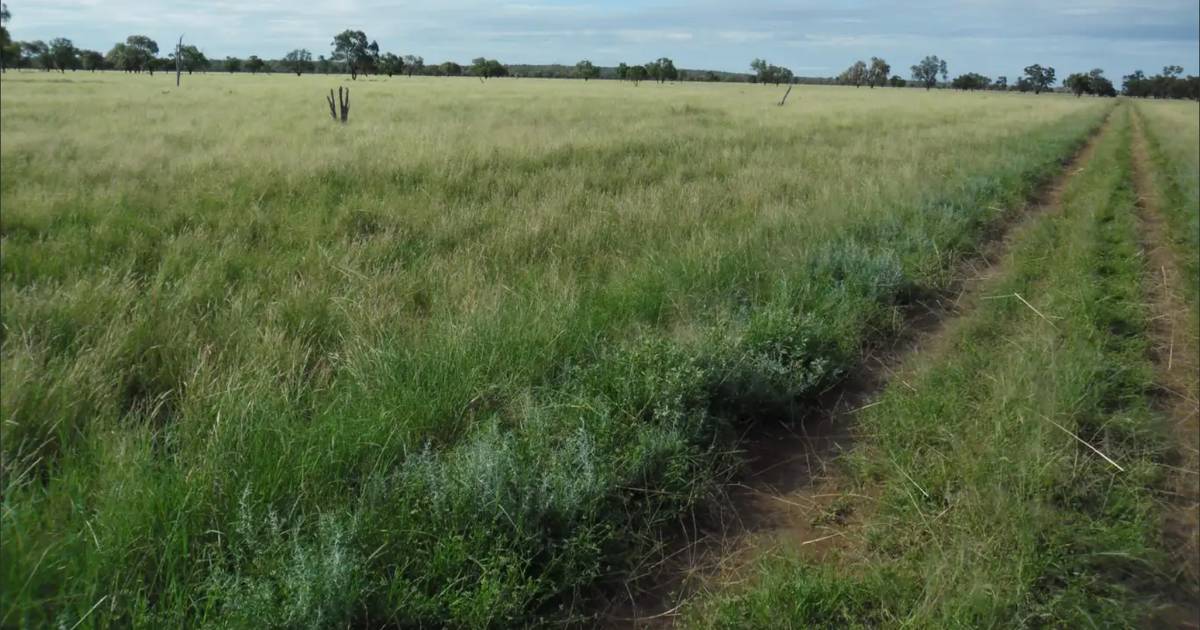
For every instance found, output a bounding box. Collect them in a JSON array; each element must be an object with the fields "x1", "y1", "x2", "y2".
[{"x1": 327, "y1": 86, "x2": 350, "y2": 123}]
